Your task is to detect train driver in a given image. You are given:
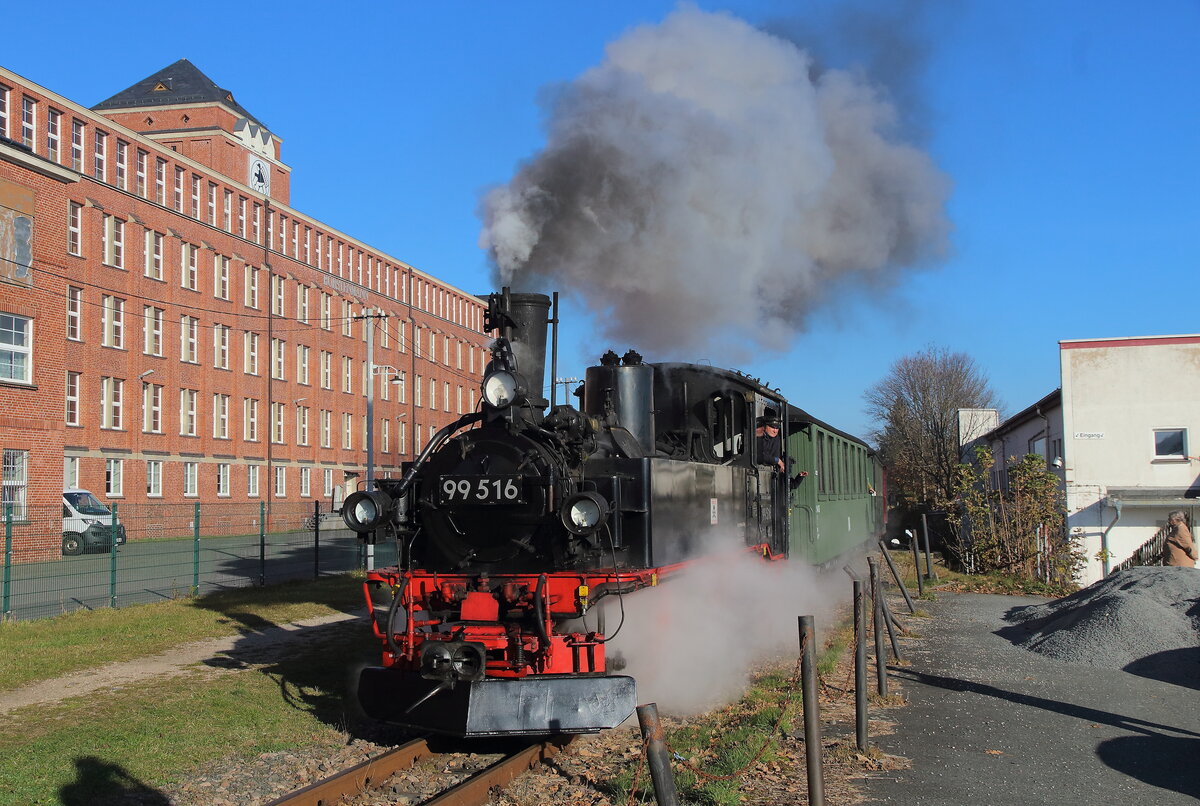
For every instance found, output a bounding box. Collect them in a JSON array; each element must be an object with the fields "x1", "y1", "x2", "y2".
[{"x1": 756, "y1": 410, "x2": 786, "y2": 473}]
